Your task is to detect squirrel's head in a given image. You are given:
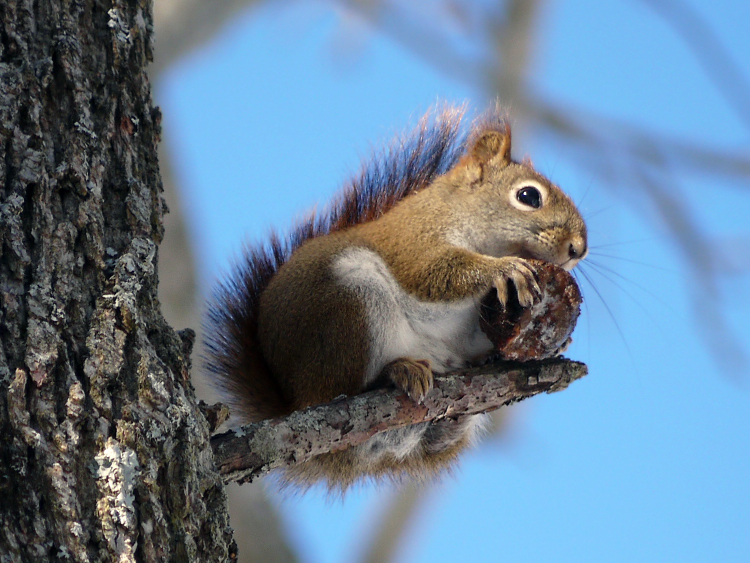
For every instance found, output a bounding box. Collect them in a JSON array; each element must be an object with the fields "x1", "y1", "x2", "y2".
[{"x1": 445, "y1": 120, "x2": 588, "y2": 271}]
